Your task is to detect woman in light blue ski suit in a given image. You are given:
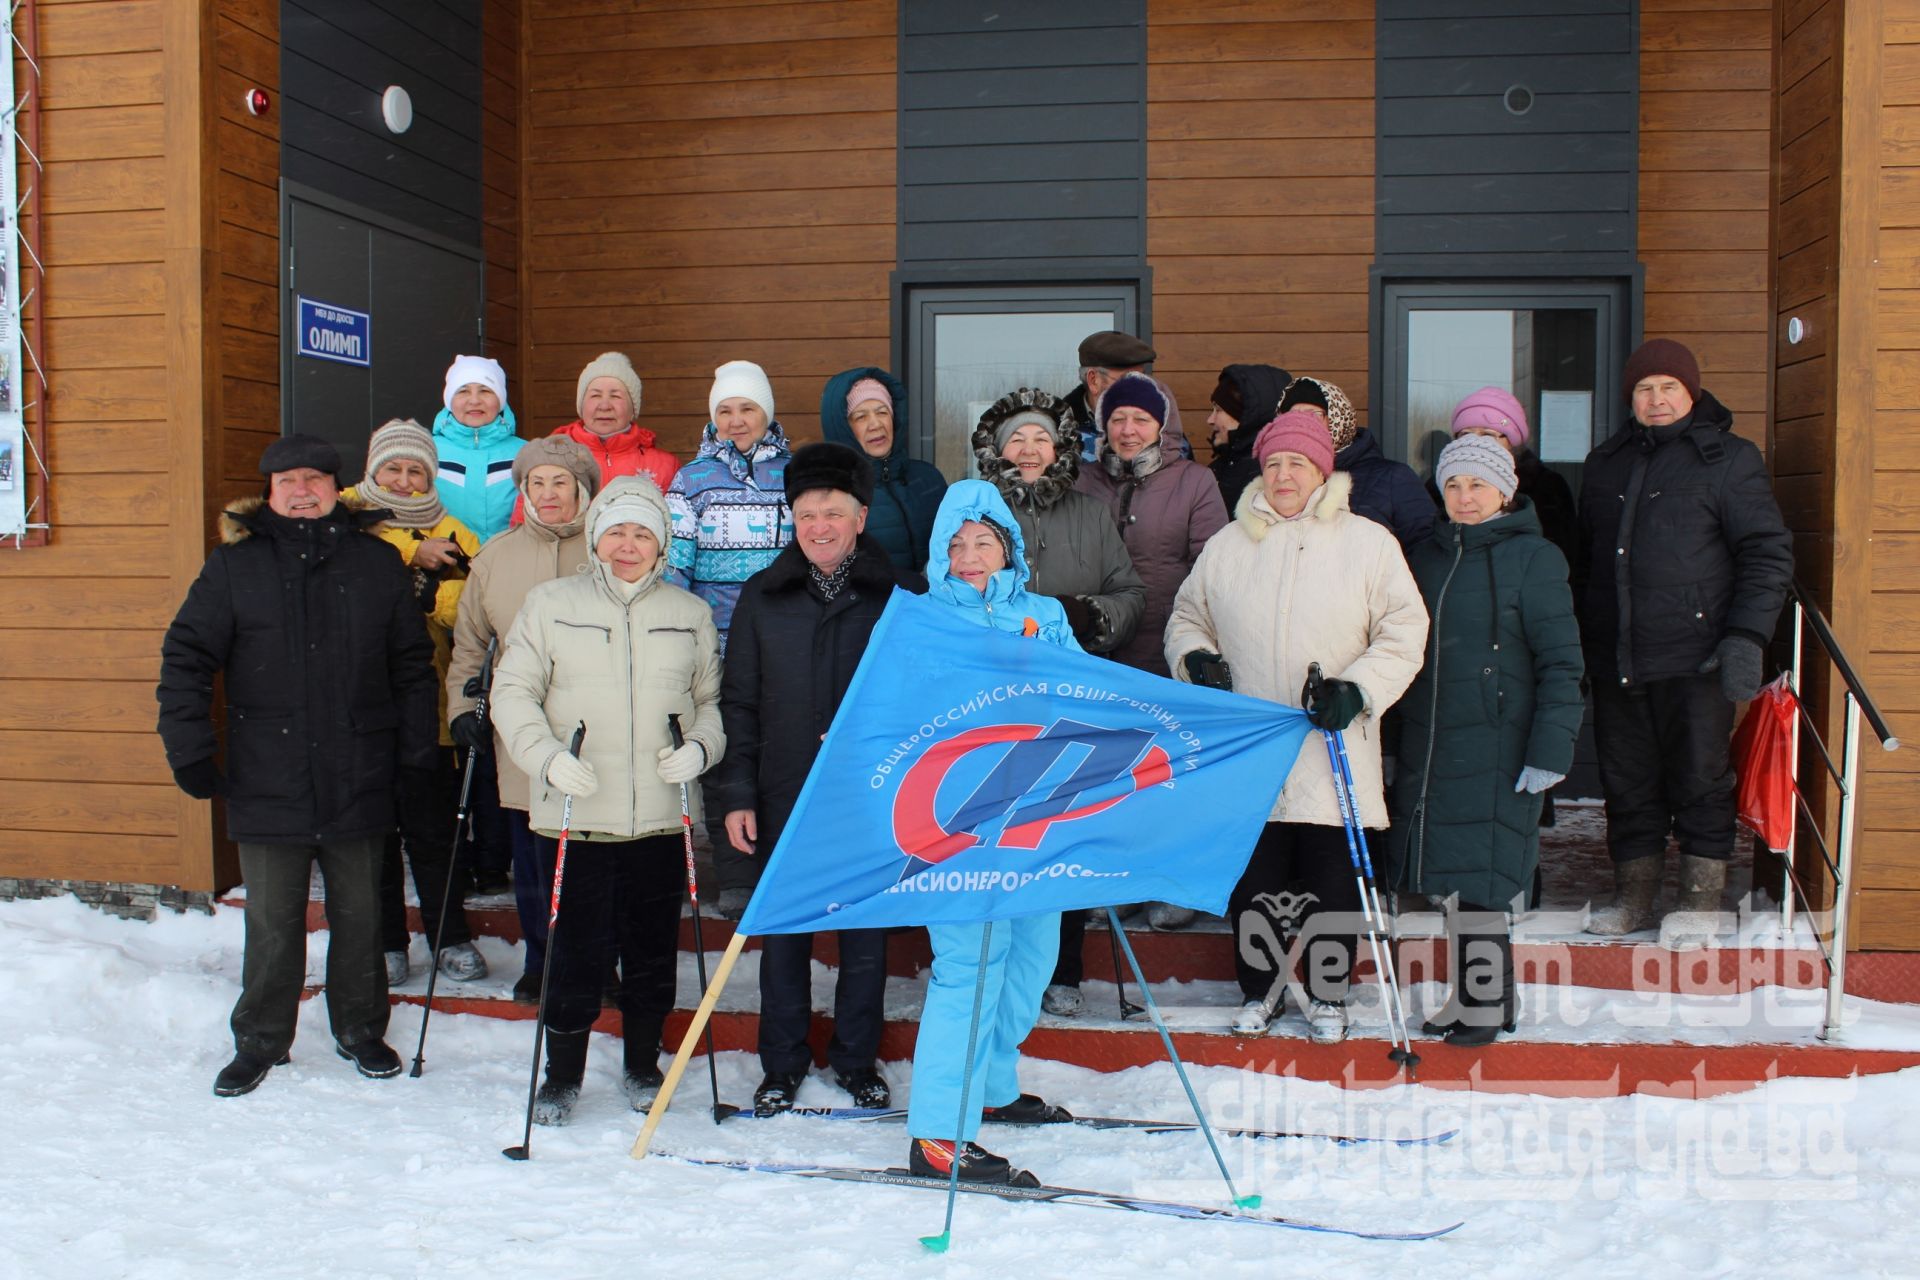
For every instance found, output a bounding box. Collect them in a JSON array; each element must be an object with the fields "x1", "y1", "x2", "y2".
[{"x1": 905, "y1": 479, "x2": 1081, "y2": 1186}]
